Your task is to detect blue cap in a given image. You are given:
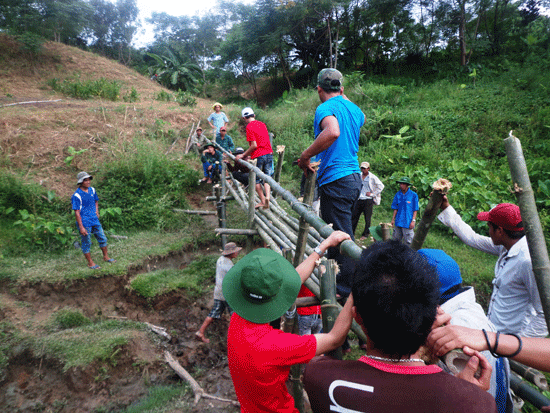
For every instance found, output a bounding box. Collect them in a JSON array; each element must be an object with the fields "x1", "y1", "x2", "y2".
[{"x1": 418, "y1": 249, "x2": 462, "y2": 298}]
